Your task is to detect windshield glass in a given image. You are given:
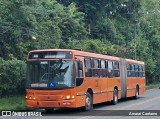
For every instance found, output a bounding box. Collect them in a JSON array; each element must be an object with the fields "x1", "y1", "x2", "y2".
[{"x1": 26, "y1": 60, "x2": 74, "y2": 89}]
